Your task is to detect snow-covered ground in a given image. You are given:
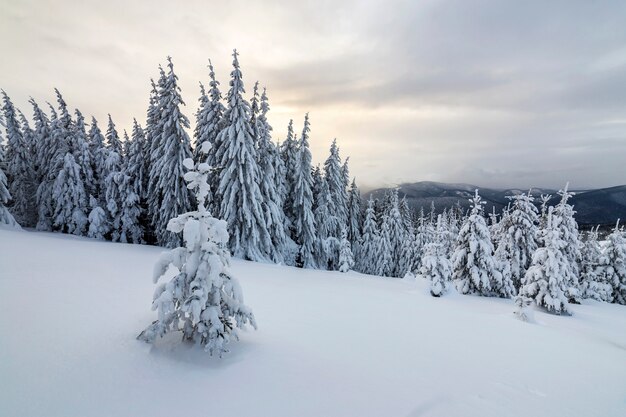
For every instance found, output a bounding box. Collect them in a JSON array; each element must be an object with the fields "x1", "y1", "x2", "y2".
[{"x1": 1, "y1": 227, "x2": 625, "y2": 417}]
